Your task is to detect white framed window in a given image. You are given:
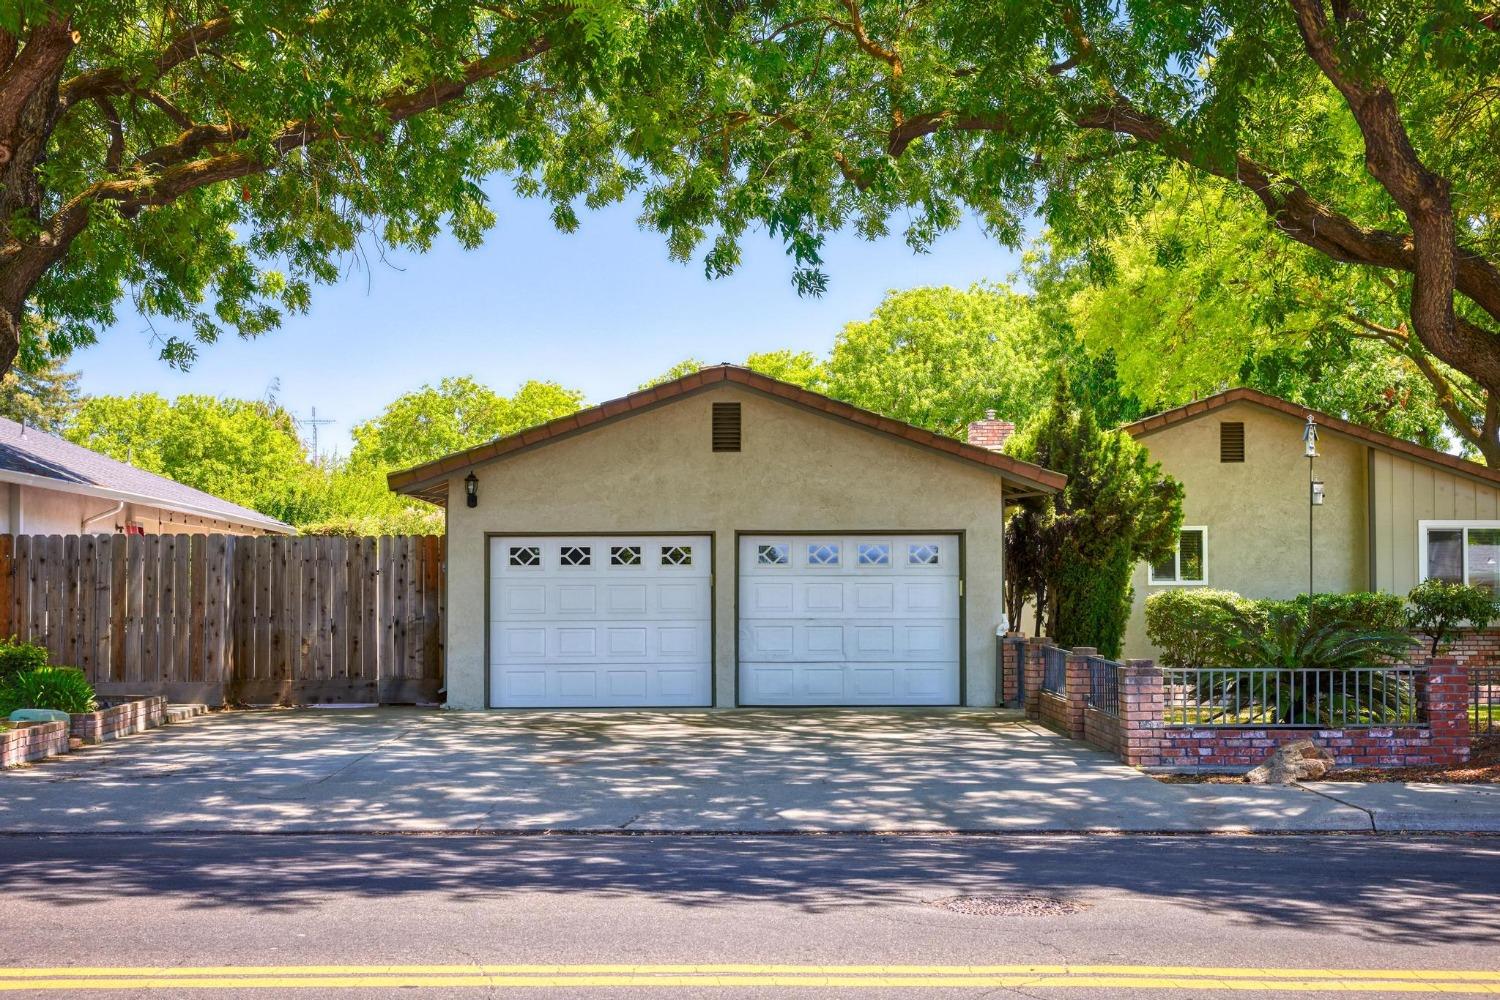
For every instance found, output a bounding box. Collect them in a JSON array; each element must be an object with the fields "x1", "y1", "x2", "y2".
[
  {"x1": 1149, "y1": 527, "x2": 1208, "y2": 586},
  {"x1": 1419, "y1": 520, "x2": 1500, "y2": 596}
]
